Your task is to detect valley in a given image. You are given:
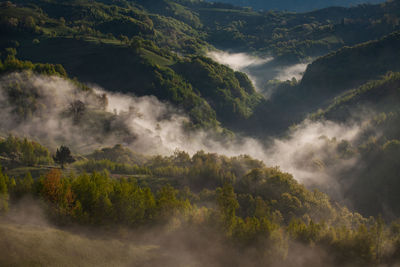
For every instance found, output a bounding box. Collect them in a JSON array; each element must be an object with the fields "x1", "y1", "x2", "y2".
[{"x1": 1, "y1": 0, "x2": 400, "y2": 266}]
